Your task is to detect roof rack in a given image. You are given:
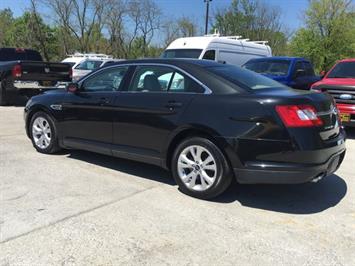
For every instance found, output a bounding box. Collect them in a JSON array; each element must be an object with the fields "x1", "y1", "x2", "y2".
[
  {"x1": 203, "y1": 33, "x2": 268, "y2": 45},
  {"x1": 66, "y1": 52, "x2": 113, "y2": 59}
]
